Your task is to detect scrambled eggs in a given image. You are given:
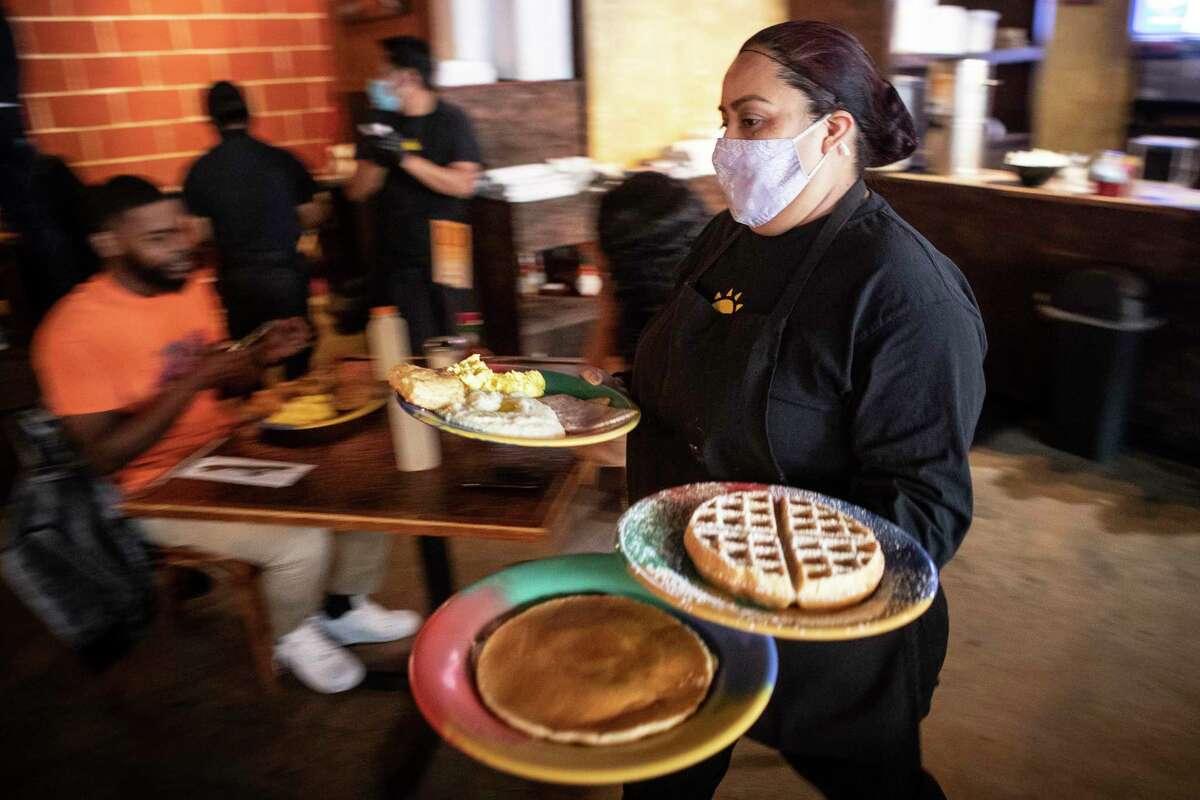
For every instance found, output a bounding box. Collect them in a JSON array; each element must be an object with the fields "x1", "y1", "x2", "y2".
[
  {"x1": 266, "y1": 394, "x2": 338, "y2": 426},
  {"x1": 447, "y1": 354, "x2": 545, "y2": 397}
]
